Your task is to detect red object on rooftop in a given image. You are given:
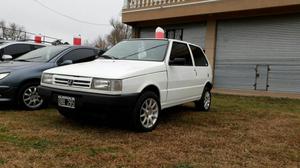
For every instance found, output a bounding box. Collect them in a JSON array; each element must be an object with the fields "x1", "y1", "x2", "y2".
[
  {"x1": 34, "y1": 35, "x2": 42, "y2": 43},
  {"x1": 73, "y1": 36, "x2": 81, "y2": 46},
  {"x1": 155, "y1": 27, "x2": 165, "y2": 39}
]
